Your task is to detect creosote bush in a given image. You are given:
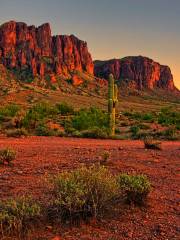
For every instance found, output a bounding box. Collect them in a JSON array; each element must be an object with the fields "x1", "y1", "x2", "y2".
[
  {"x1": 117, "y1": 174, "x2": 151, "y2": 205},
  {"x1": 49, "y1": 165, "x2": 118, "y2": 220},
  {"x1": 0, "y1": 196, "x2": 41, "y2": 236},
  {"x1": 0, "y1": 148, "x2": 16, "y2": 165}
]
